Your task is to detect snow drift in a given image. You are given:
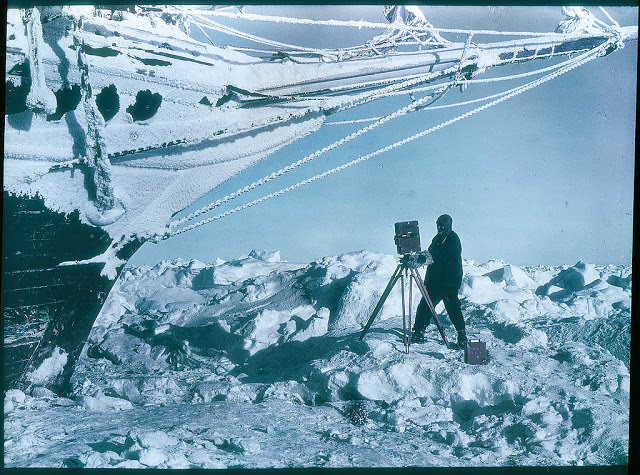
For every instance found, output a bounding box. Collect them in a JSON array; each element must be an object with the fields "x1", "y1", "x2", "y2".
[{"x1": 4, "y1": 250, "x2": 631, "y2": 468}]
